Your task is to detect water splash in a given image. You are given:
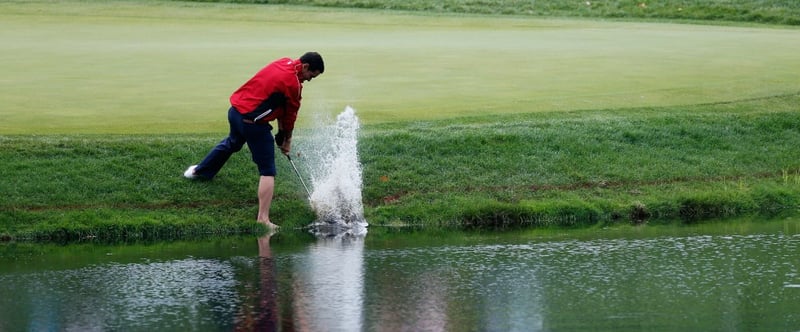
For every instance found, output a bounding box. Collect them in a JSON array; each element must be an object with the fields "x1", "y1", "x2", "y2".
[{"x1": 305, "y1": 106, "x2": 367, "y2": 235}]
